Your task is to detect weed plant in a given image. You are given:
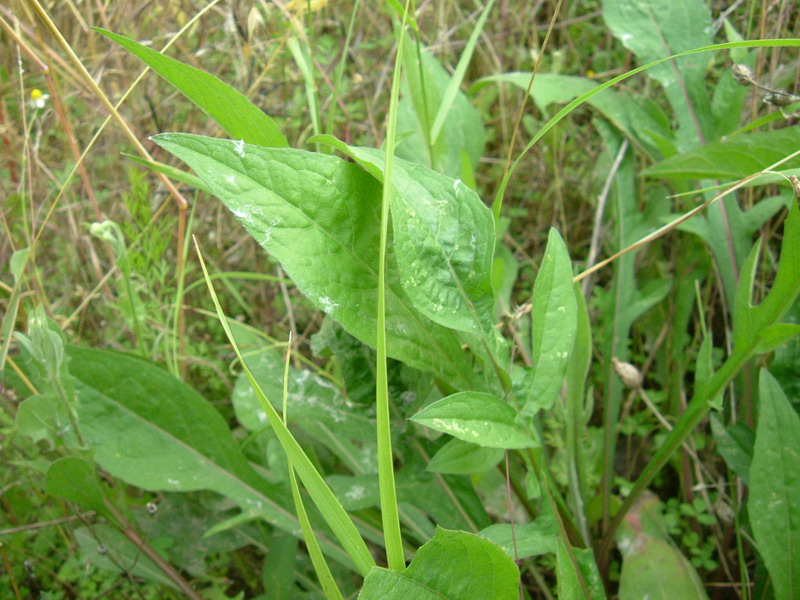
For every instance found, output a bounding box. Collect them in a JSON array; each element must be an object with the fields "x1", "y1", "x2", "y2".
[{"x1": 2, "y1": 1, "x2": 800, "y2": 599}]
